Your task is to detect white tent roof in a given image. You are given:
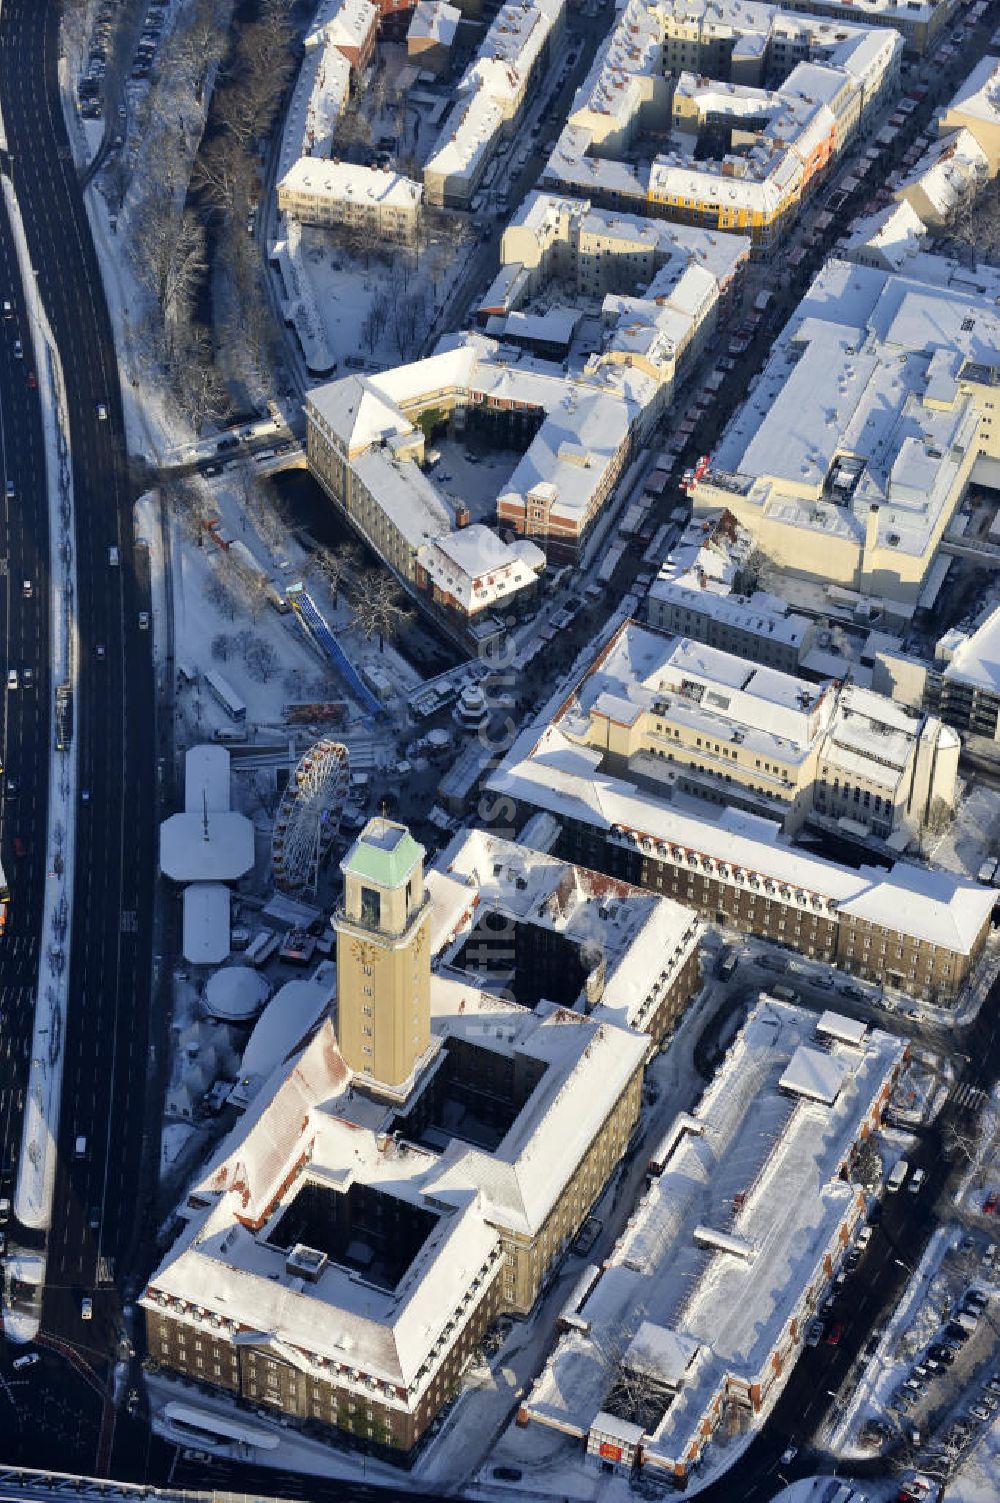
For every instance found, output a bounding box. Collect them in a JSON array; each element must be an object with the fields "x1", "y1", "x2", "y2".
[{"x1": 204, "y1": 966, "x2": 272, "y2": 1022}]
